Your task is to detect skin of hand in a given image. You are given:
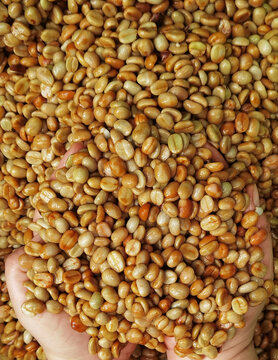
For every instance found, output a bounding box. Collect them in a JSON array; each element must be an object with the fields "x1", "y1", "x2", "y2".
[
  {"x1": 5, "y1": 142, "x2": 136, "y2": 360},
  {"x1": 166, "y1": 145, "x2": 274, "y2": 360}
]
